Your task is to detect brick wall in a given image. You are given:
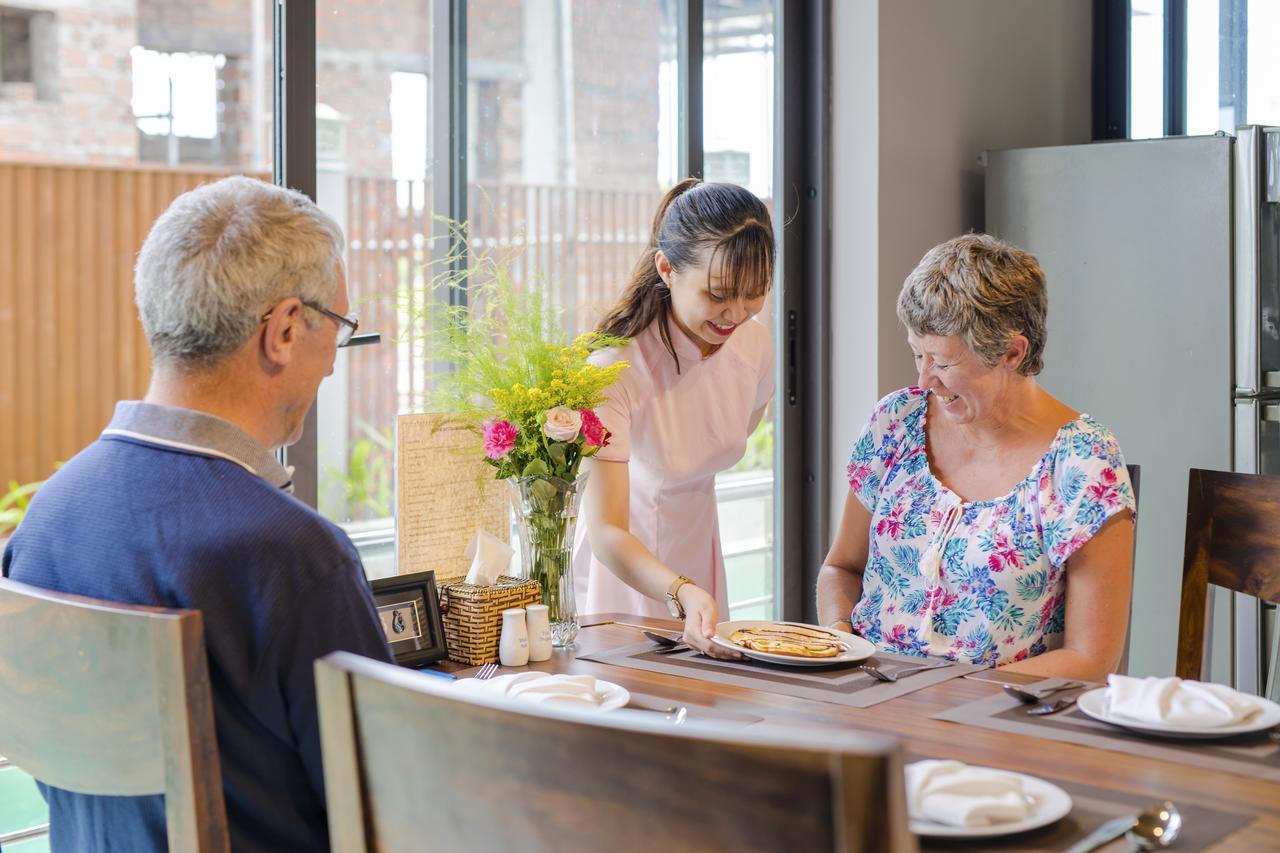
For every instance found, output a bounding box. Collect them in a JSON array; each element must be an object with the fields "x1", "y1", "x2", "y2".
[
  {"x1": 0, "y1": 2, "x2": 137, "y2": 164},
  {"x1": 1, "y1": 0, "x2": 665, "y2": 189}
]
